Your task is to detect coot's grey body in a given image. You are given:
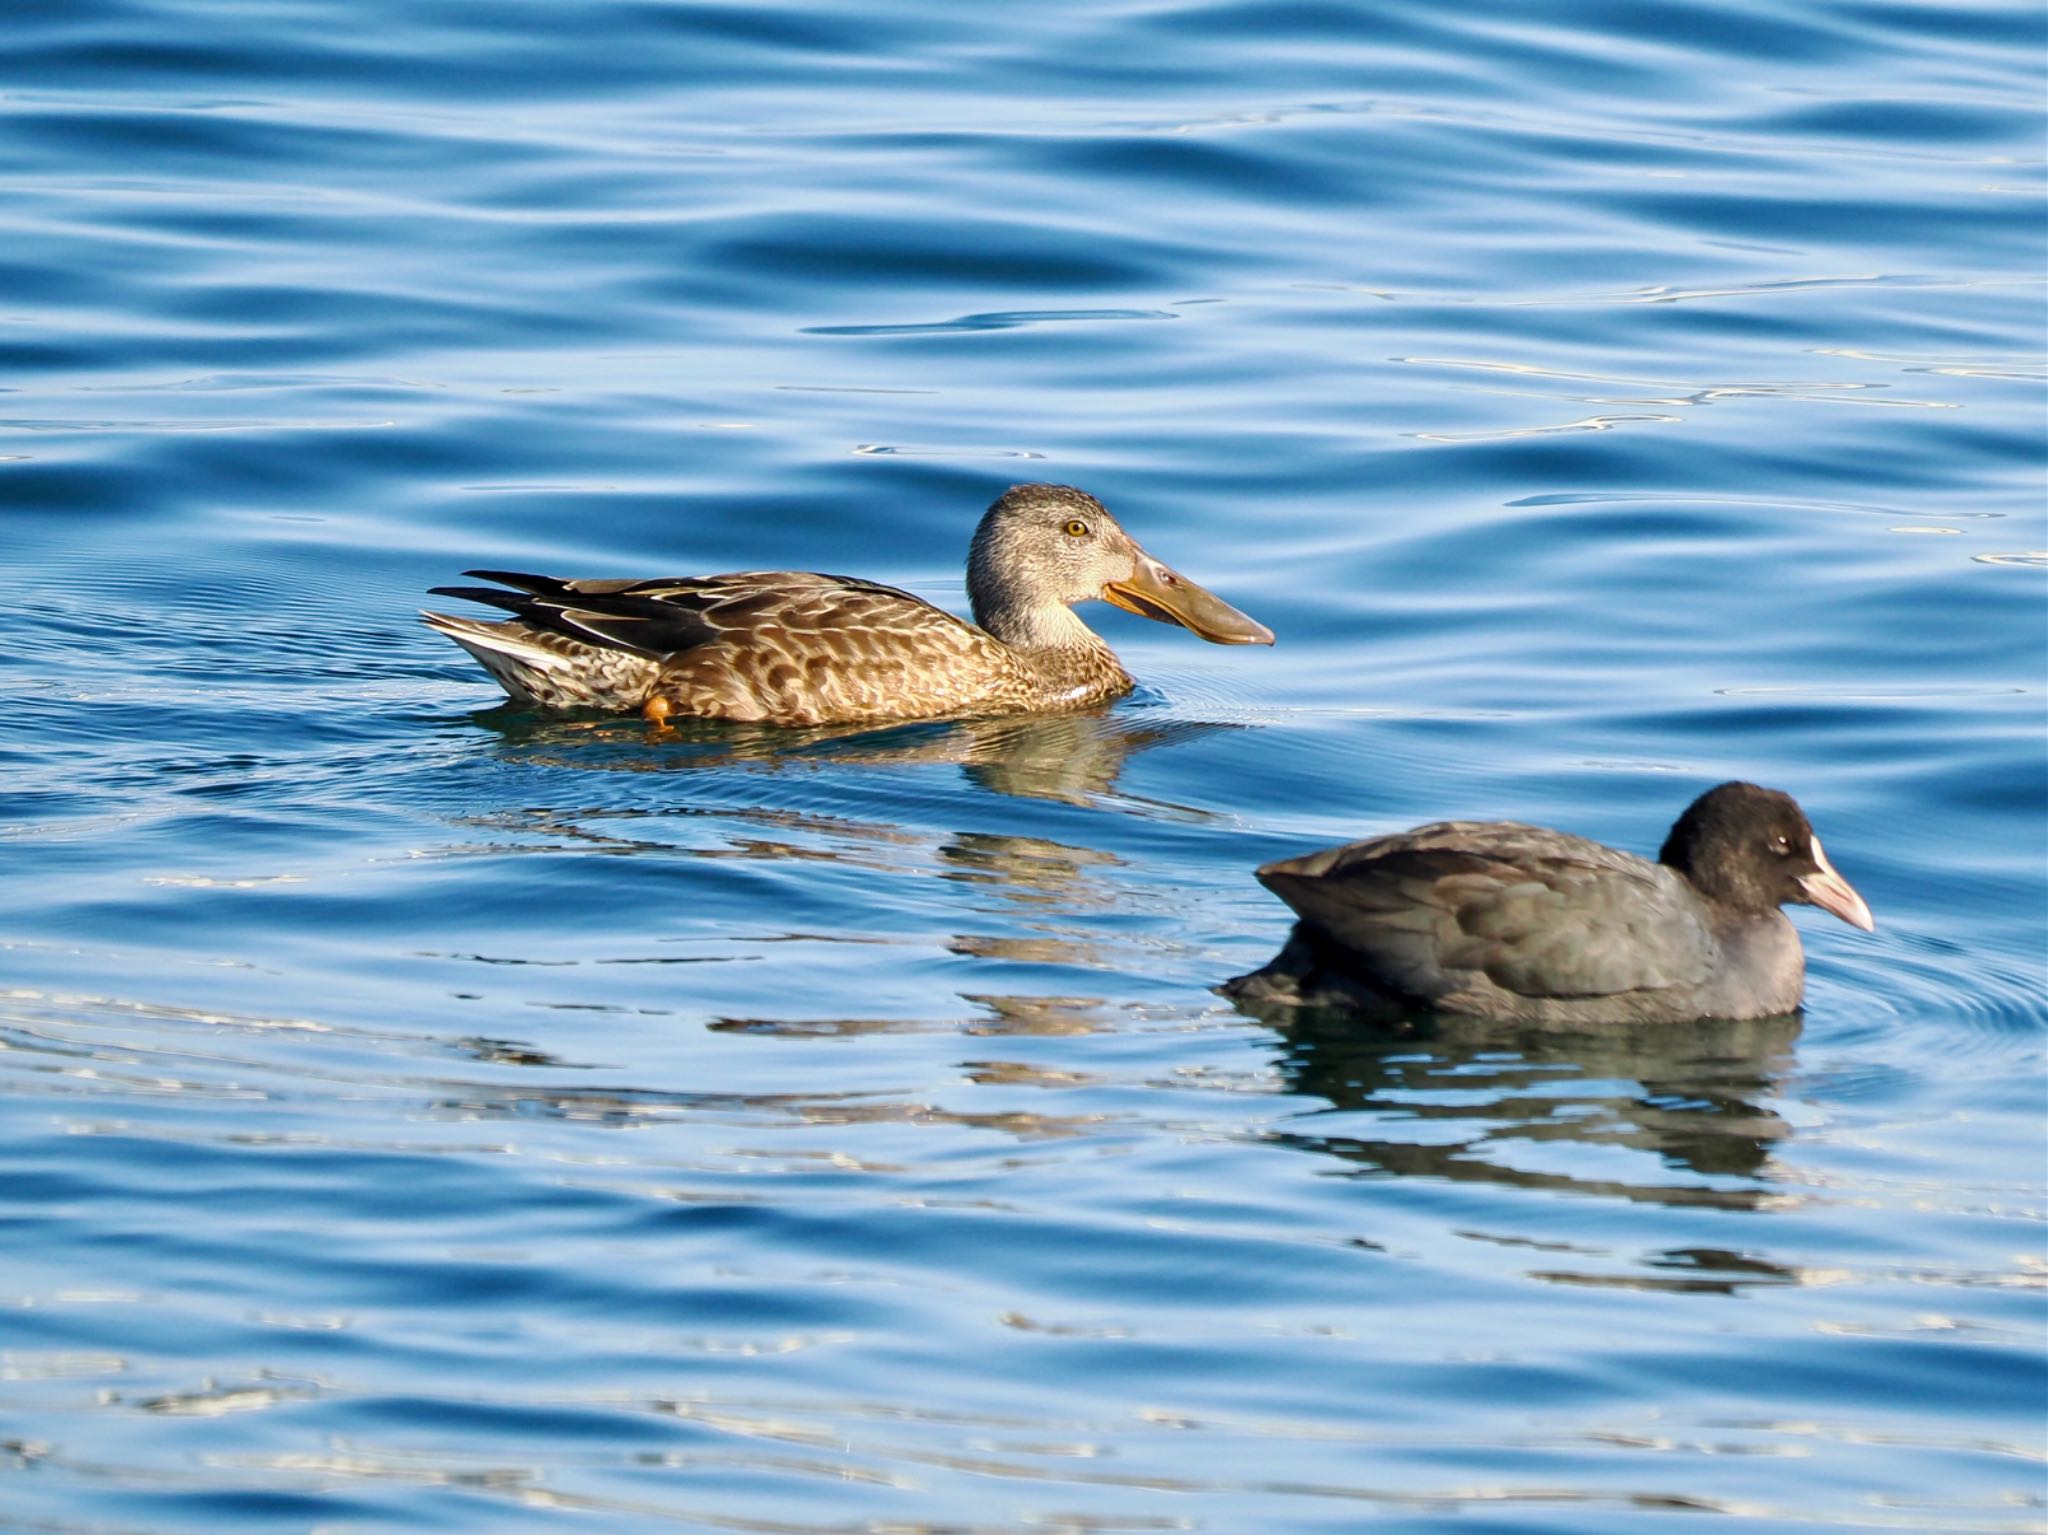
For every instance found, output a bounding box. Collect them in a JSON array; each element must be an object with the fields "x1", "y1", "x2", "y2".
[{"x1": 1225, "y1": 783, "x2": 1872, "y2": 1025}]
